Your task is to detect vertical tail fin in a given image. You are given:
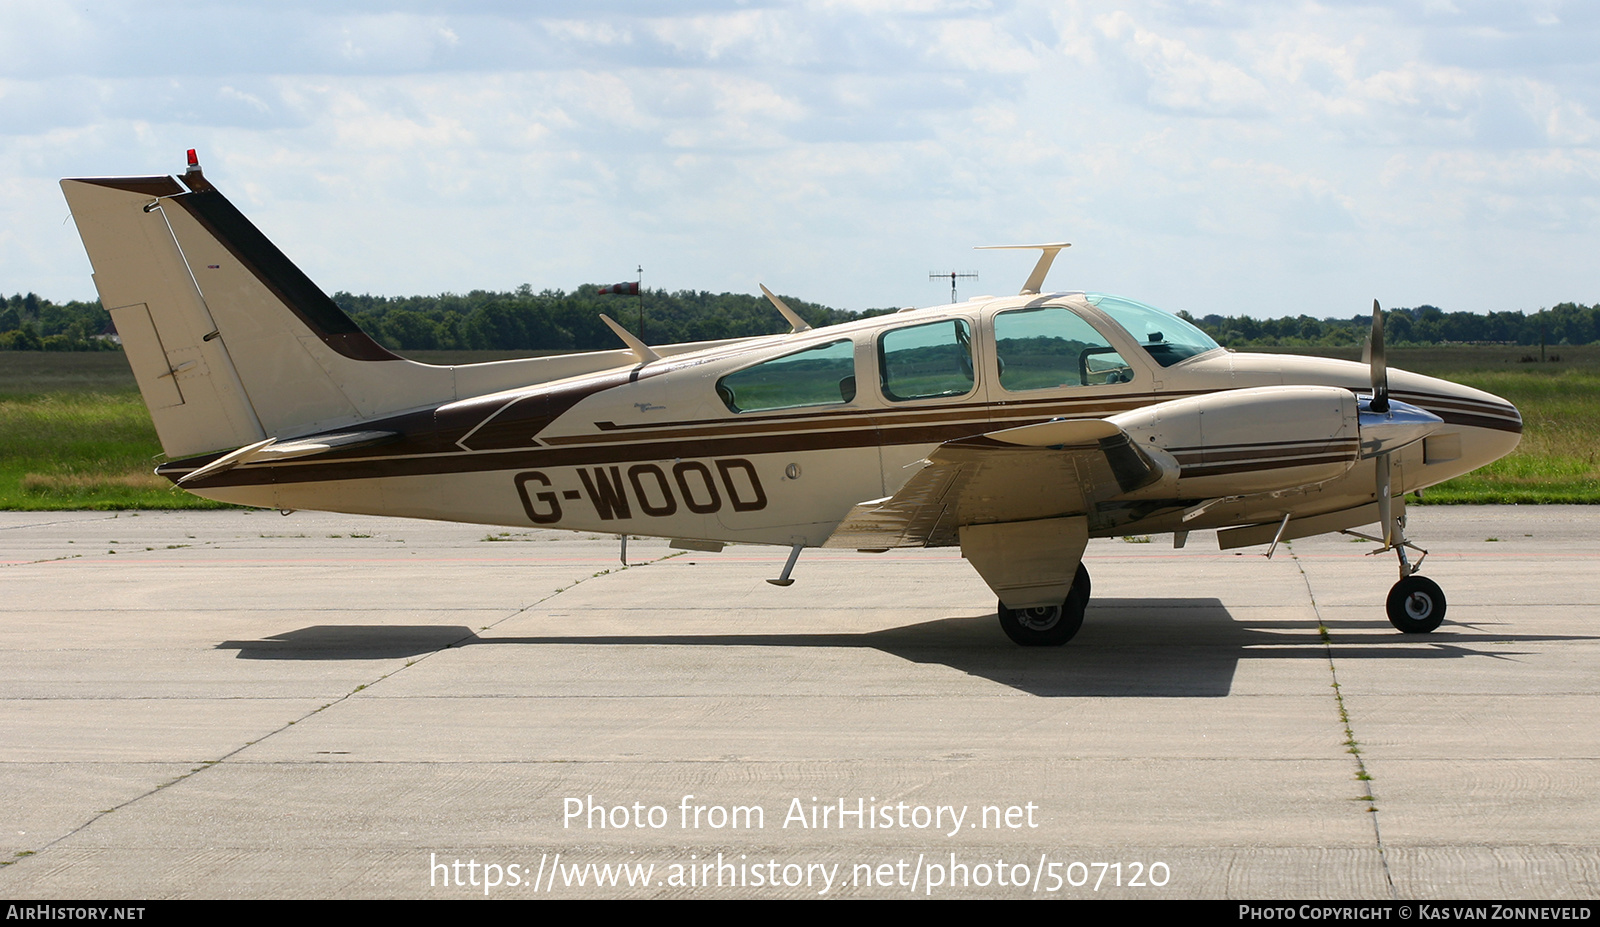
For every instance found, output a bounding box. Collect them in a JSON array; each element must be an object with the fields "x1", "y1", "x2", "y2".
[{"x1": 61, "y1": 170, "x2": 453, "y2": 460}]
